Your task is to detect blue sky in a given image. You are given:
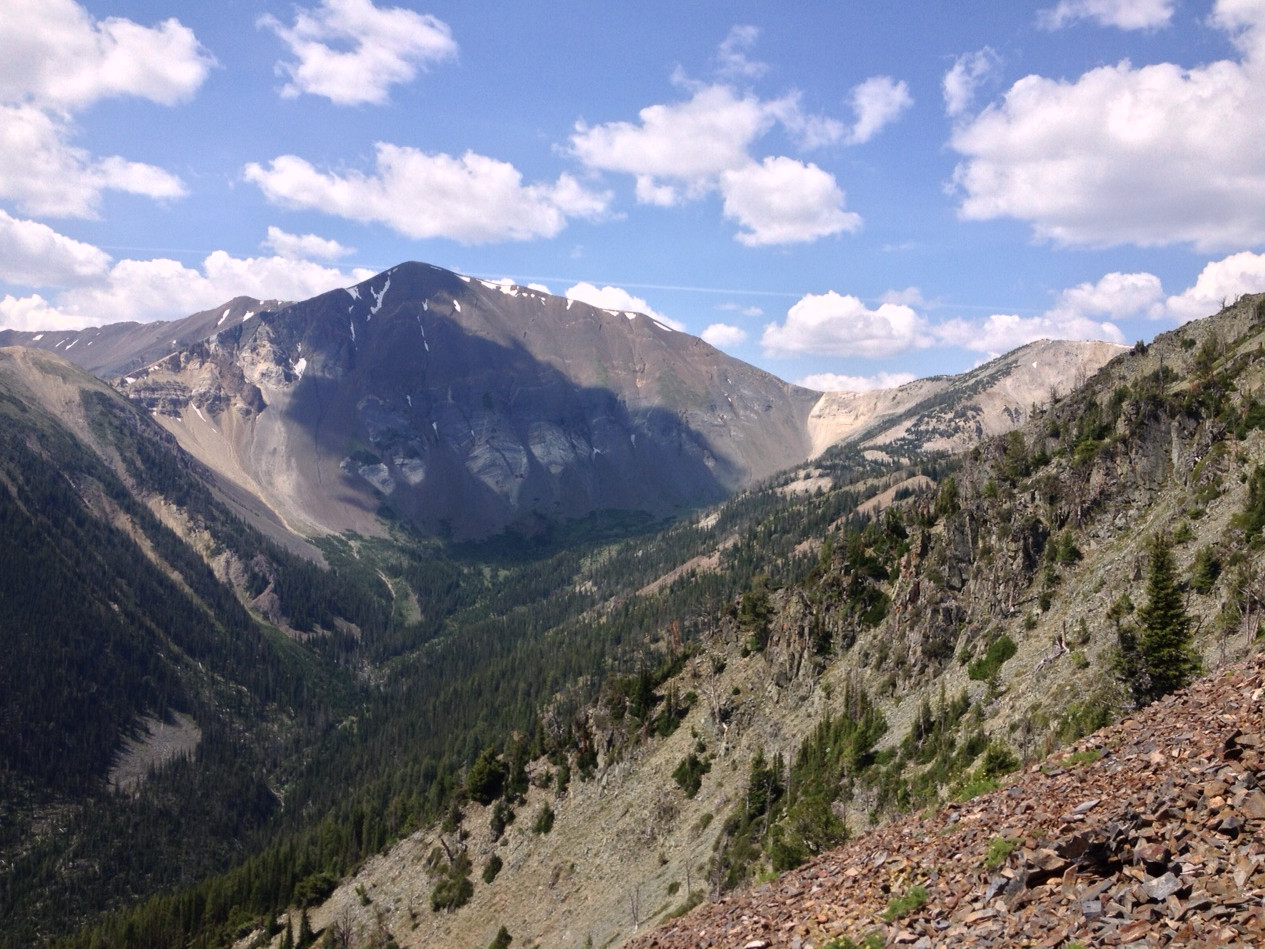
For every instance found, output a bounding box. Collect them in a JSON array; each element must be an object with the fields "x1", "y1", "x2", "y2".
[{"x1": 4, "y1": 0, "x2": 1265, "y2": 390}]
